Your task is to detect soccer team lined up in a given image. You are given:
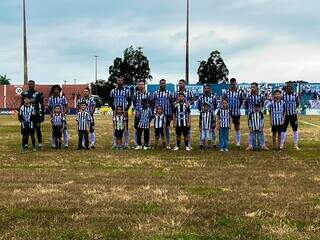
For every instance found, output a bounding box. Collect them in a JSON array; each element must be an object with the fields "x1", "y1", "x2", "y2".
[{"x1": 18, "y1": 77, "x2": 300, "y2": 152}]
